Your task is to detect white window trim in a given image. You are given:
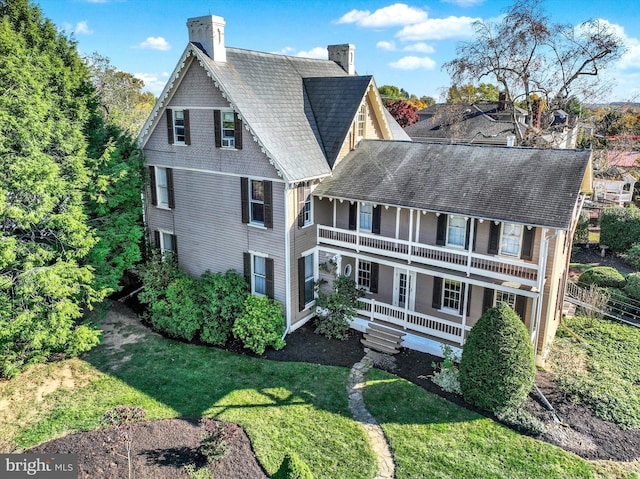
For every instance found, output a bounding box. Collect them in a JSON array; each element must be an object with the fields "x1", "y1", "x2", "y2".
[
  {"x1": 494, "y1": 290, "x2": 517, "y2": 309},
  {"x1": 357, "y1": 260, "x2": 372, "y2": 292},
  {"x1": 356, "y1": 103, "x2": 366, "y2": 140},
  {"x1": 173, "y1": 109, "x2": 186, "y2": 145},
  {"x1": 301, "y1": 183, "x2": 314, "y2": 228},
  {"x1": 446, "y1": 215, "x2": 467, "y2": 249},
  {"x1": 158, "y1": 230, "x2": 175, "y2": 256},
  {"x1": 155, "y1": 166, "x2": 170, "y2": 209},
  {"x1": 499, "y1": 222, "x2": 523, "y2": 257},
  {"x1": 359, "y1": 203, "x2": 373, "y2": 233},
  {"x1": 302, "y1": 252, "x2": 316, "y2": 309},
  {"x1": 250, "y1": 252, "x2": 269, "y2": 297},
  {"x1": 441, "y1": 279, "x2": 462, "y2": 316},
  {"x1": 249, "y1": 179, "x2": 265, "y2": 226},
  {"x1": 221, "y1": 110, "x2": 236, "y2": 149}
]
